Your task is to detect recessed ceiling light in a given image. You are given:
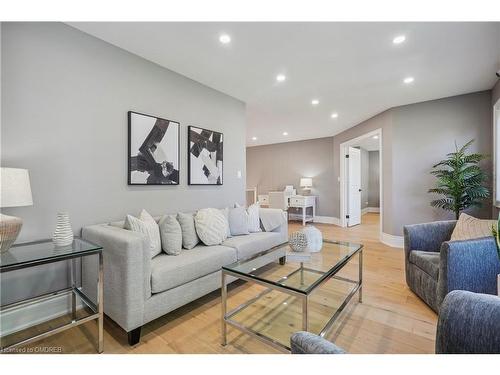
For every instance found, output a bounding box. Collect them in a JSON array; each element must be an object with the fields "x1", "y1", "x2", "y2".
[
  {"x1": 311, "y1": 99, "x2": 319, "y2": 106},
  {"x1": 276, "y1": 74, "x2": 286, "y2": 82},
  {"x1": 331, "y1": 113, "x2": 339, "y2": 119},
  {"x1": 373, "y1": 135, "x2": 379, "y2": 139},
  {"x1": 393, "y1": 35, "x2": 406, "y2": 44},
  {"x1": 403, "y1": 76, "x2": 415, "y2": 84},
  {"x1": 219, "y1": 34, "x2": 231, "y2": 44},
  {"x1": 283, "y1": 131, "x2": 288, "y2": 136},
  {"x1": 251, "y1": 136, "x2": 257, "y2": 141}
]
